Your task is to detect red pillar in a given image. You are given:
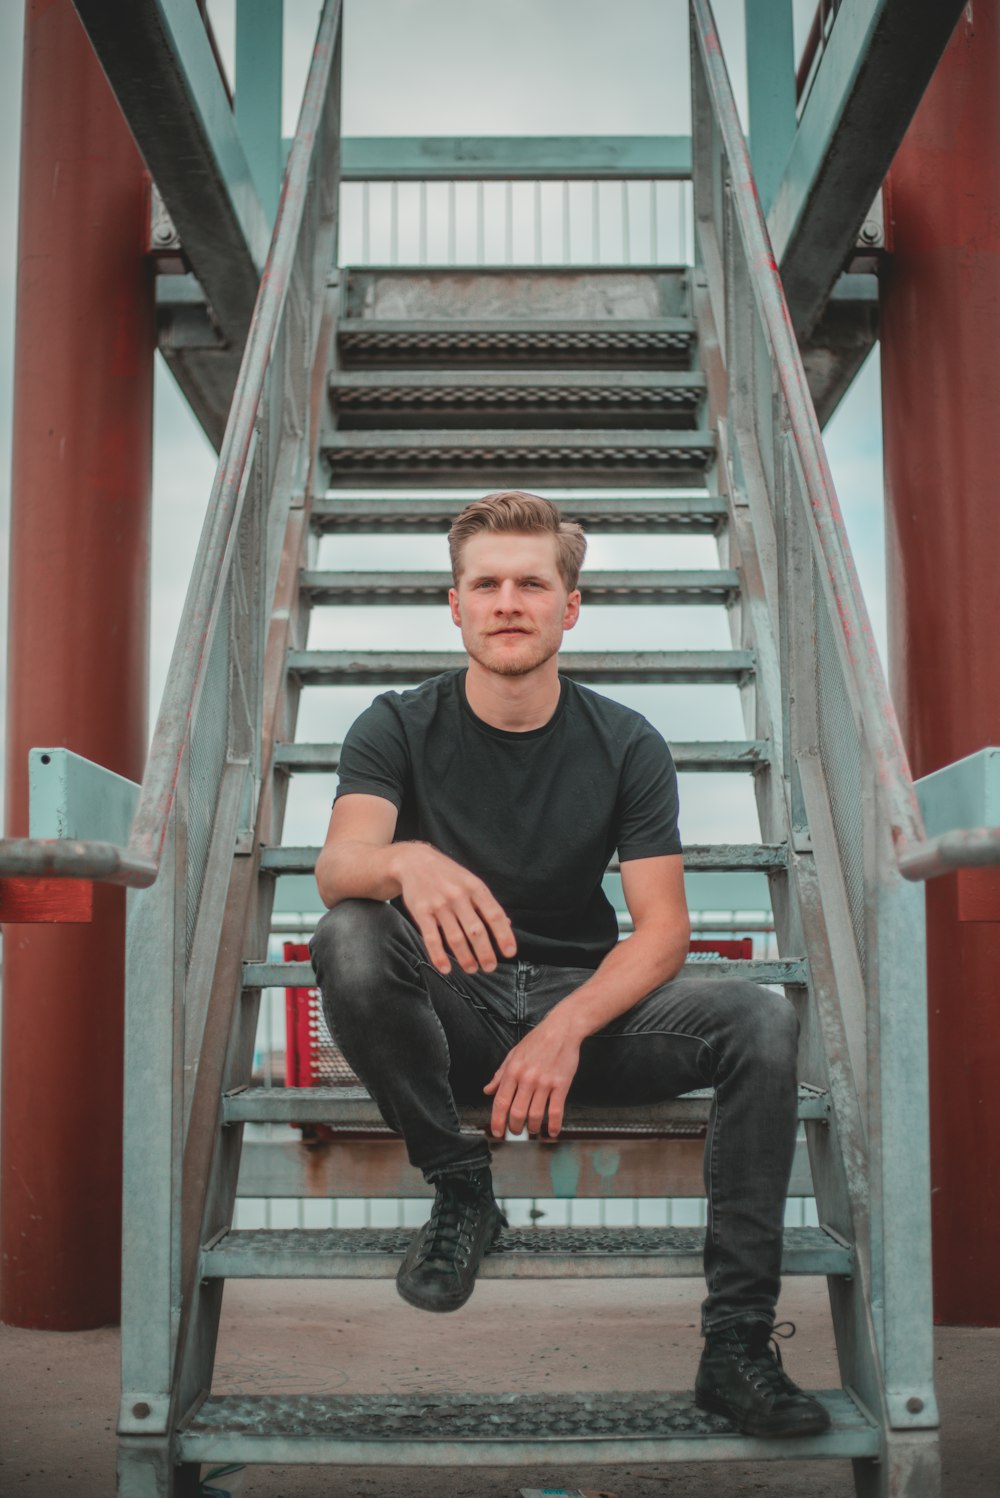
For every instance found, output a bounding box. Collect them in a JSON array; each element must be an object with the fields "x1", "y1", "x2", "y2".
[
  {"x1": 880, "y1": 6, "x2": 1000, "y2": 1324},
  {"x1": 1, "y1": 0, "x2": 154, "y2": 1328}
]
